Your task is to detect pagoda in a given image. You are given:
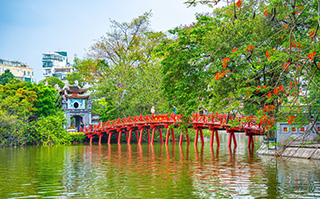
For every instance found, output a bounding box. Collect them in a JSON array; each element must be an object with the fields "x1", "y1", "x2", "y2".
[{"x1": 62, "y1": 84, "x2": 91, "y2": 132}]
